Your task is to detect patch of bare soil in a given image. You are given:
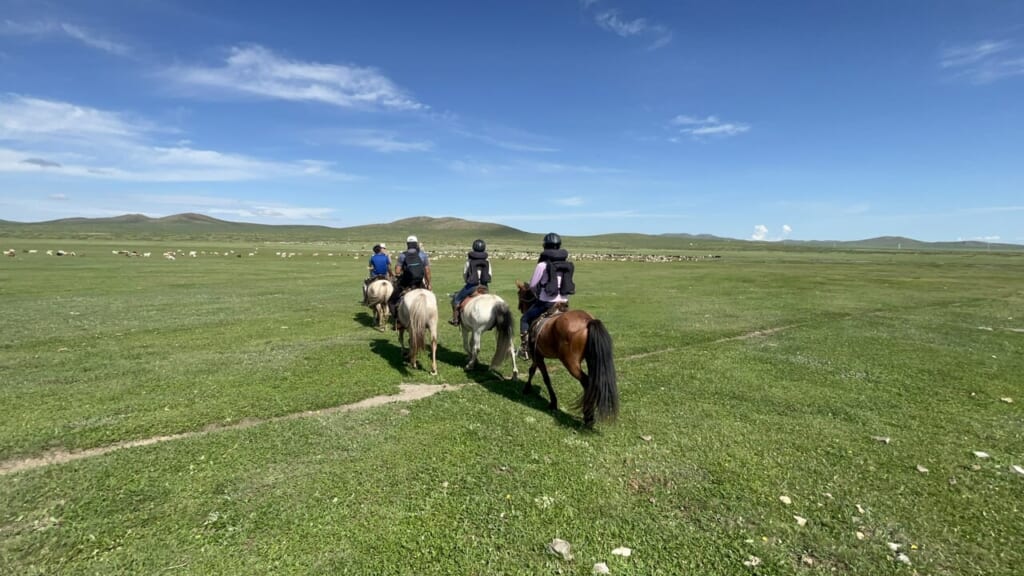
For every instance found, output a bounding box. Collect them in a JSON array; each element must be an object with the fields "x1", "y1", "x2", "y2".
[{"x1": 0, "y1": 383, "x2": 462, "y2": 476}]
